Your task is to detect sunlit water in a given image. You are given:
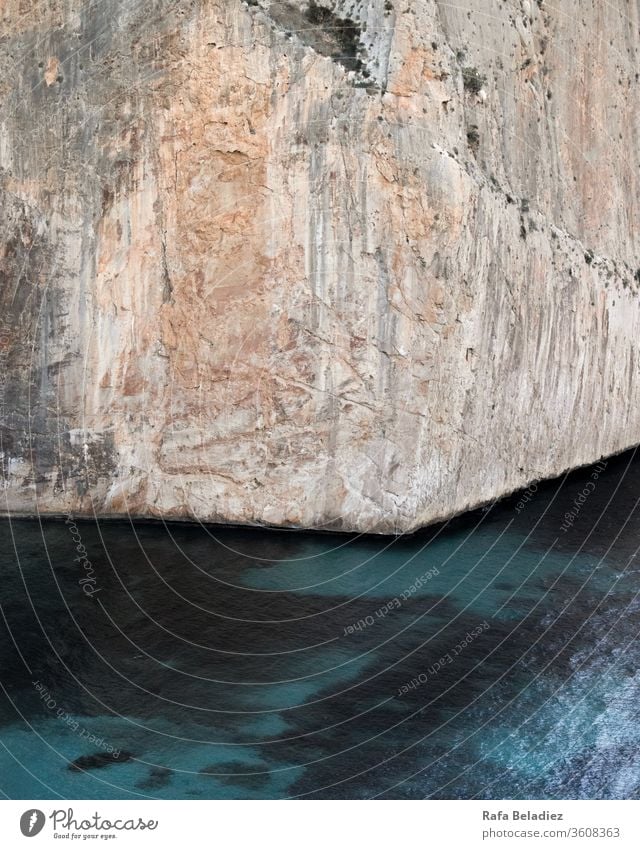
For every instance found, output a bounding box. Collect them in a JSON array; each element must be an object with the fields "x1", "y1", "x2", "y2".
[{"x1": 2, "y1": 450, "x2": 640, "y2": 799}]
